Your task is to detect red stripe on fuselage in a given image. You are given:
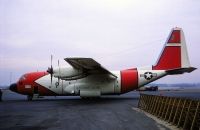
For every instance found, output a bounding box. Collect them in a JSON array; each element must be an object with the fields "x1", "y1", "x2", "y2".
[{"x1": 120, "y1": 69, "x2": 138, "y2": 93}]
